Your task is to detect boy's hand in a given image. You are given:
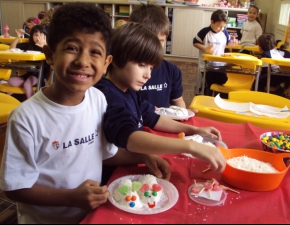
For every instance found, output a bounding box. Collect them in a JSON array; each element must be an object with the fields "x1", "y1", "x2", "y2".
[
  {"x1": 195, "y1": 126, "x2": 222, "y2": 141},
  {"x1": 143, "y1": 154, "x2": 171, "y2": 180},
  {"x1": 205, "y1": 45, "x2": 215, "y2": 54},
  {"x1": 73, "y1": 179, "x2": 110, "y2": 210}
]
